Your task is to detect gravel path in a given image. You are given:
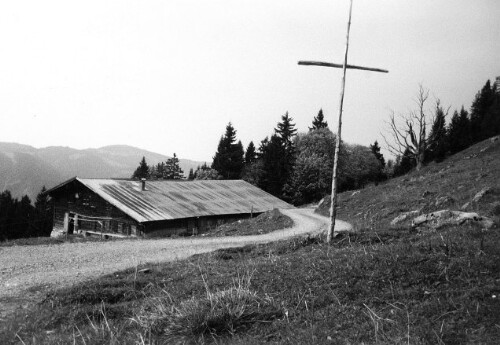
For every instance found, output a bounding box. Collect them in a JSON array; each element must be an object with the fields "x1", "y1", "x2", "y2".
[{"x1": 0, "y1": 208, "x2": 351, "y2": 320}]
